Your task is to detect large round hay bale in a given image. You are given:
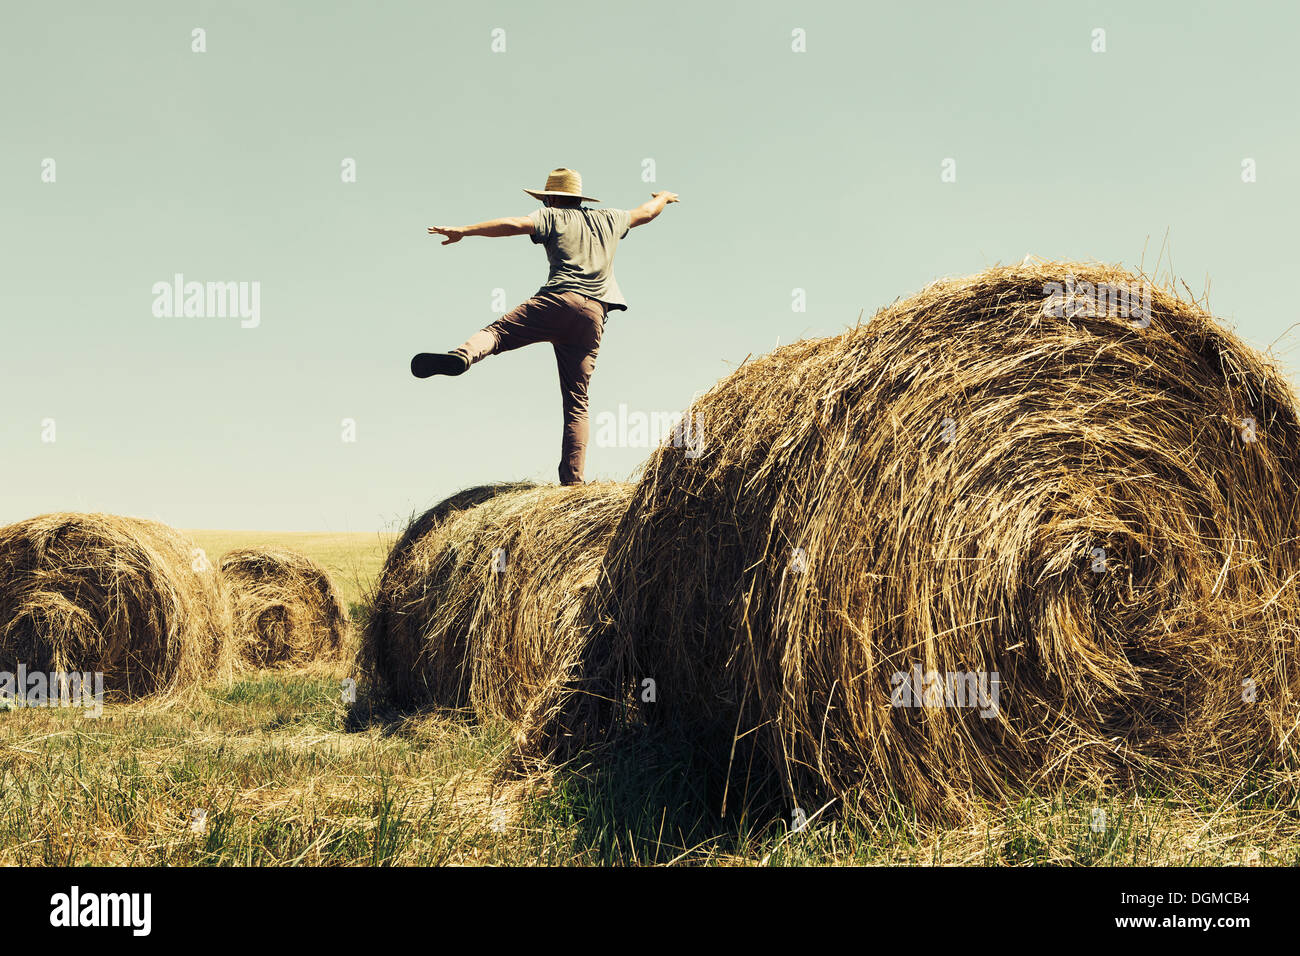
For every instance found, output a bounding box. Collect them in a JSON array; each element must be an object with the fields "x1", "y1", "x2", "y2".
[
  {"x1": 220, "y1": 548, "x2": 350, "y2": 667},
  {"x1": 363, "y1": 481, "x2": 536, "y2": 704},
  {"x1": 0, "y1": 513, "x2": 233, "y2": 698},
  {"x1": 596, "y1": 261, "x2": 1300, "y2": 819},
  {"x1": 363, "y1": 482, "x2": 633, "y2": 753}
]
